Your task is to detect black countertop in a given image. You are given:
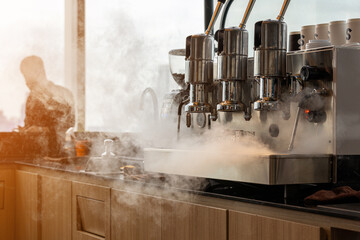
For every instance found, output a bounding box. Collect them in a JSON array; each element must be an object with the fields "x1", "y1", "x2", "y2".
[{"x1": 4, "y1": 158, "x2": 360, "y2": 222}]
